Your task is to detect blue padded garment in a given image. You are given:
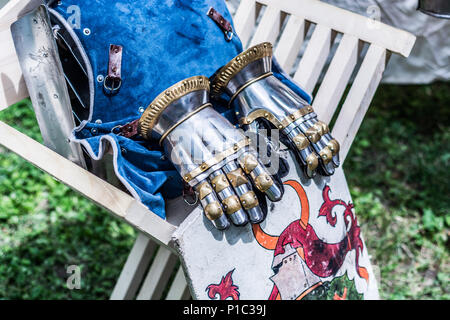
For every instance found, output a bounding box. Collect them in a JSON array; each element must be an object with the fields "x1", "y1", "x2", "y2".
[{"x1": 52, "y1": 0, "x2": 312, "y2": 219}]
